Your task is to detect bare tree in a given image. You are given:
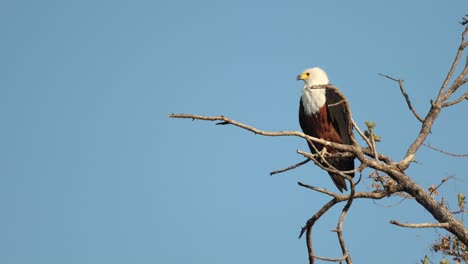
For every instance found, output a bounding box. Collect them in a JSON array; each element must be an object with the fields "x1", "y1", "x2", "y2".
[{"x1": 169, "y1": 19, "x2": 468, "y2": 263}]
